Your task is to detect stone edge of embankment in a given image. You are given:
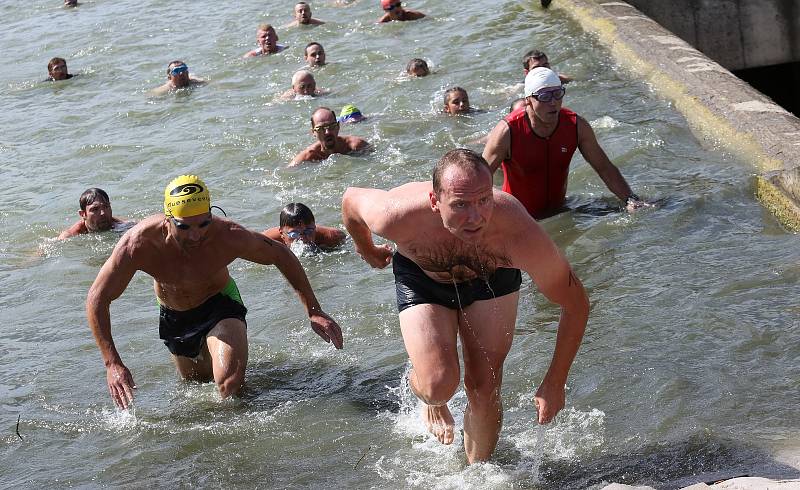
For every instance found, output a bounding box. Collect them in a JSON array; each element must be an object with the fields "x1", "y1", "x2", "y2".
[{"x1": 554, "y1": 0, "x2": 800, "y2": 232}]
